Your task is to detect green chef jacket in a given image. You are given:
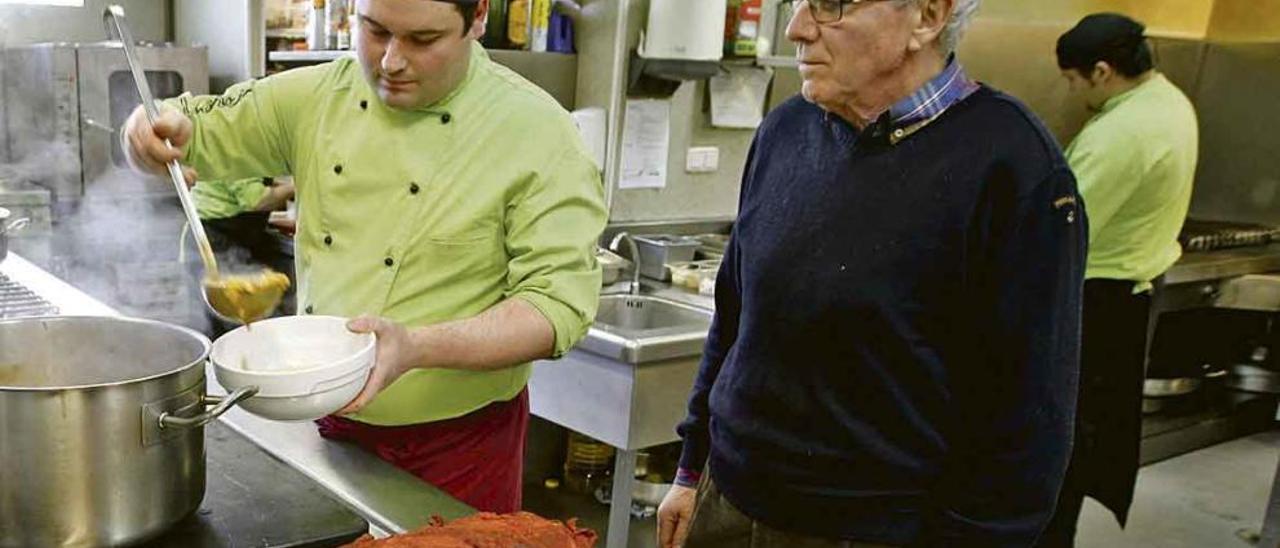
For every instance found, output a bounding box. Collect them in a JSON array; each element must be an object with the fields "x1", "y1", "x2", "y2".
[
  {"x1": 1066, "y1": 73, "x2": 1198, "y2": 292},
  {"x1": 170, "y1": 44, "x2": 607, "y2": 426},
  {"x1": 193, "y1": 178, "x2": 270, "y2": 220}
]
